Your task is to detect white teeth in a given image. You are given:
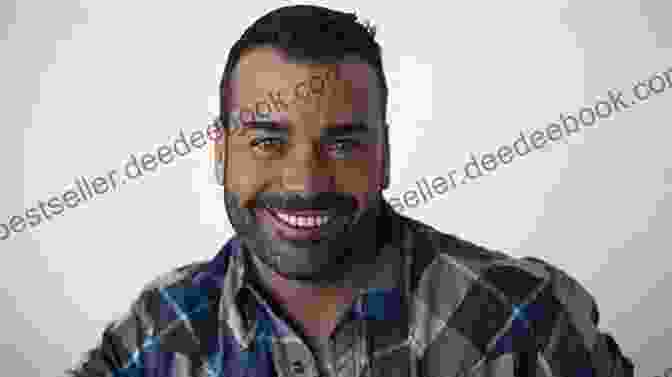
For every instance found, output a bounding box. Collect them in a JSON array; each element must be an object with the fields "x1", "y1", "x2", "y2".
[
  {"x1": 270, "y1": 209, "x2": 332, "y2": 228},
  {"x1": 278, "y1": 212, "x2": 292, "y2": 223}
]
